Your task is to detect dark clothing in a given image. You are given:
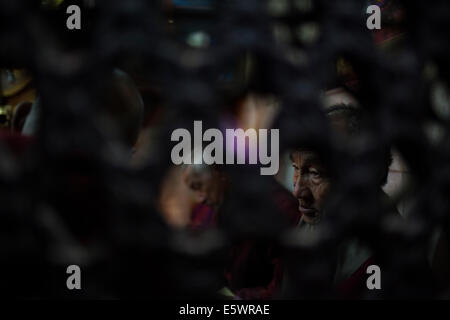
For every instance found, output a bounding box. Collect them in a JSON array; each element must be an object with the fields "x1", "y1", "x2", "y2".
[{"x1": 224, "y1": 180, "x2": 300, "y2": 299}]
